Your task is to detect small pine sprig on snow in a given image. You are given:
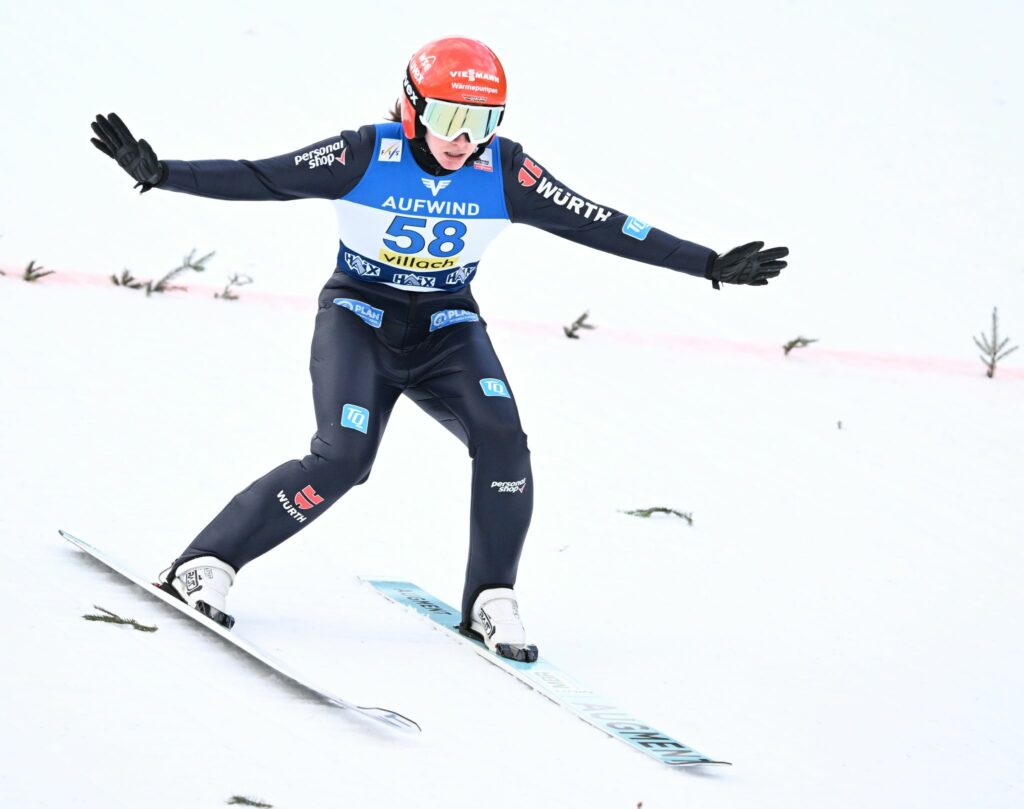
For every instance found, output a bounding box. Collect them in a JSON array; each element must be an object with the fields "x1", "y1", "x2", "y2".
[
  {"x1": 564, "y1": 310, "x2": 596, "y2": 339},
  {"x1": 227, "y1": 797, "x2": 273, "y2": 807},
  {"x1": 973, "y1": 307, "x2": 1018, "y2": 379},
  {"x1": 620, "y1": 507, "x2": 694, "y2": 525},
  {"x1": 144, "y1": 248, "x2": 215, "y2": 296},
  {"x1": 215, "y1": 272, "x2": 254, "y2": 301},
  {"x1": 22, "y1": 260, "x2": 55, "y2": 282},
  {"x1": 82, "y1": 605, "x2": 157, "y2": 632},
  {"x1": 111, "y1": 269, "x2": 145, "y2": 289},
  {"x1": 783, "y1": 336, "x2": 817, "y2": 355}
]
